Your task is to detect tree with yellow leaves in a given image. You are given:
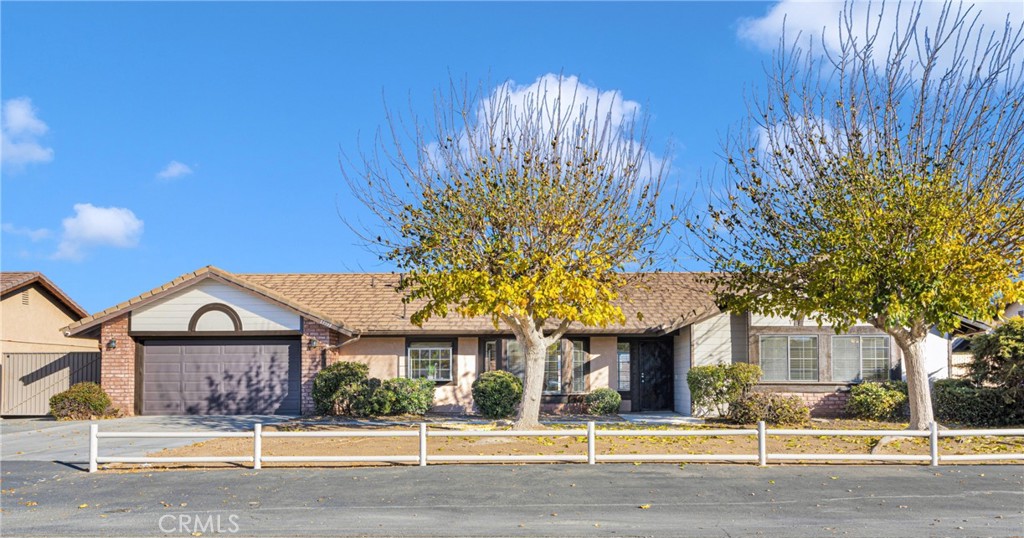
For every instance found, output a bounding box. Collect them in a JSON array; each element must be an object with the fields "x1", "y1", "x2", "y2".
[
  {"x1": 688, "y1": 2, "x2": 1024, "y2": 429},
  {"x1": 344, "y1": 76, "x2": 674, "y2": 428}
]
